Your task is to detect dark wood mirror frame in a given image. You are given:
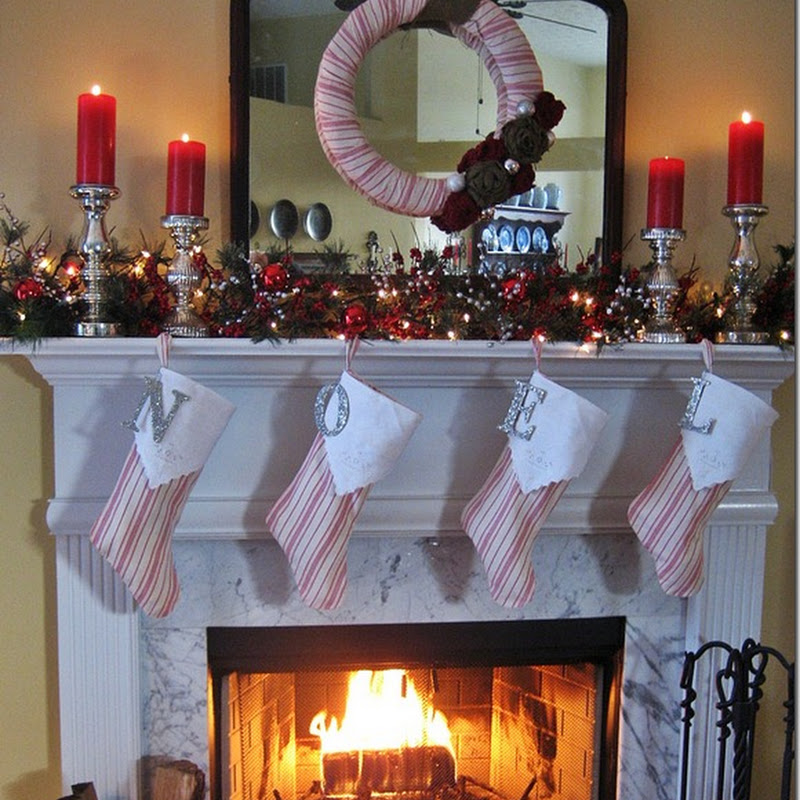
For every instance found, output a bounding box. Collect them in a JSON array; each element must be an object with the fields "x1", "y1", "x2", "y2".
[{"x1": 229, "y1": 0, "x2": 627, "y2": 258}]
